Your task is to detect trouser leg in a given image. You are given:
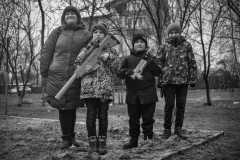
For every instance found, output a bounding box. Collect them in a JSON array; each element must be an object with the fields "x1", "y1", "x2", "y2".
[
  {"x1": 163, "y1": 84, "x2": 176, "y2": 129},
  {"x1": 70, "y1": 109, "x2": 76, "y2": 134},
  {"x1": 85, "y1": 98, "x2": 98, "y2": 137},
  {"x1": 141, "y1": 102, "x2": 156, "y2": 139},
  {"x1": 98, "y1": 100, "x2": 109, "y2": 137},
  {"x1": 58, "y1": 110, "x2": 73, "y2": 149},
  {"x1": 175, "y1": 85, "x2": 188, "y2": 128},
  {"x1": 127, "y1": 96, "x2": 141, "y2": 138},
  {"x1": 59, "y1": 110, "x2": 72, "y2": 135}
]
